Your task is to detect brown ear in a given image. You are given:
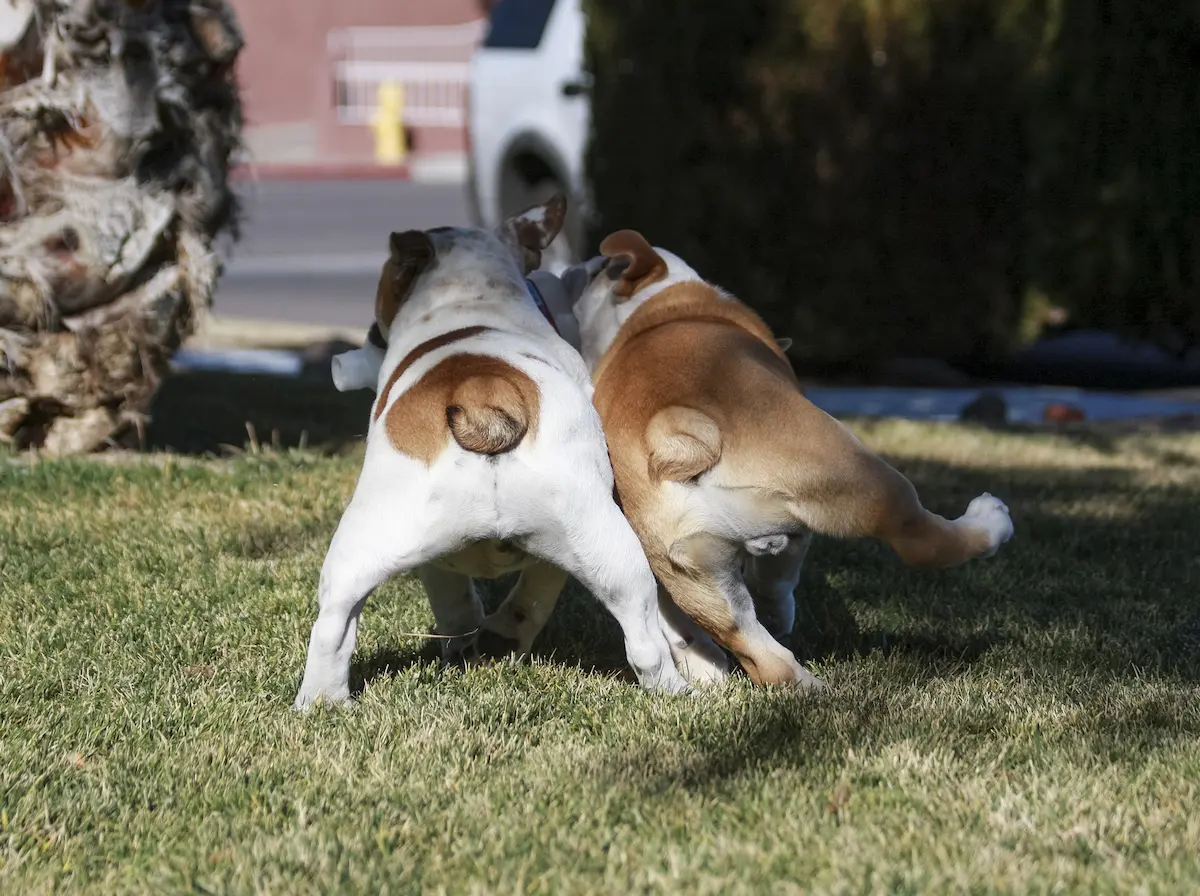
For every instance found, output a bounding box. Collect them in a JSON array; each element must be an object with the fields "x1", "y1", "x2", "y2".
[
  {"x1": 376, "y1": 230, "x2": 435, "y2": 331},
  {"x1": 598, "y1": 230, "x2": 668, "y2": 300},
  {"x1": 500, "y1": 193, "x2": 568, "y2": 273}
]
